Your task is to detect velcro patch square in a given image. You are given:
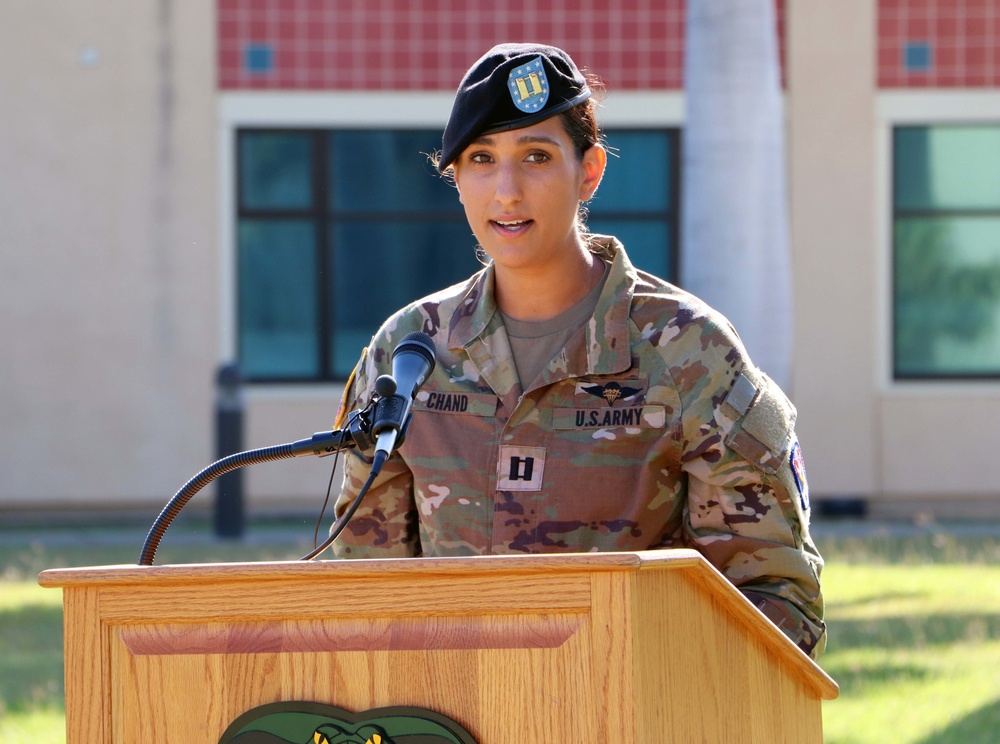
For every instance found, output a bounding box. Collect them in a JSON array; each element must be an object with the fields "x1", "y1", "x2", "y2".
[
  {"x1": 724, "y1": 372, "x2": 758, "y2": 416},
  {"x1": 497, "y1": 445, "x2": 546, "y2": 492}
]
